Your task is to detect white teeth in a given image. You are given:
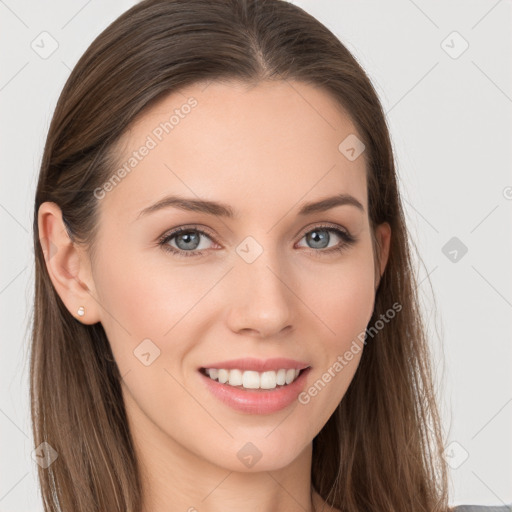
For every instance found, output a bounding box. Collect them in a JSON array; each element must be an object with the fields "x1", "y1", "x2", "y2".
[
  {"x1": 242, "y1": 371, "x2": 260, "y2": 389},
  {"x1": 228, "y1": 369, "x2": 243, "y2": 386},
  {"x1": 276, "y1": 369, "x2": 286, "y2": 386},
  {"x1": 217, "y1": 369, "x2": 229, "y2": 384},
  {"x1": 260, "y1": 371, "x2": 276, "y2": 389},
  {"x1": 285, "y1": 368, "x2": 296, "y2": 384},
  {"x1": 203, "y1": 368, "x2": 303, "y2": 389}
]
